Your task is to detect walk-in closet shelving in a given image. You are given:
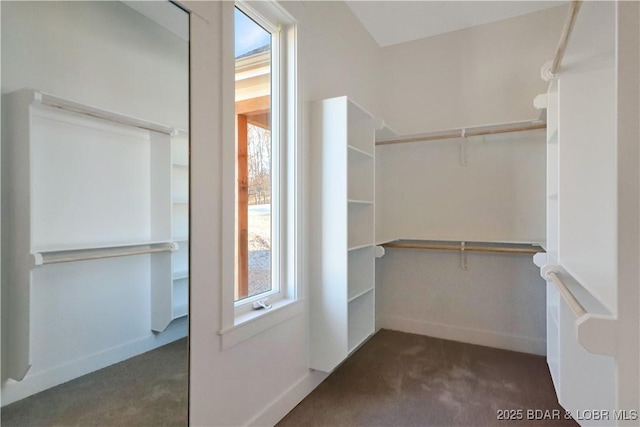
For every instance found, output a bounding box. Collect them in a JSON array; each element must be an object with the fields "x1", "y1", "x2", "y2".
[
  {"x1": 373, "y1": 96, "x2": 550, "y2": 356},
  {"x1": 310, "y1": 96, "x2": 376, "y2": 372},
  {"x1": 534, "y1": 2, "x2": 628, "y2": 419},
  {"x1": 2, "y1": 89, "x2": 189, "y2": 380},
  {"x1": 170, "y1": 129, "x2": 189, "y2": 323}
]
